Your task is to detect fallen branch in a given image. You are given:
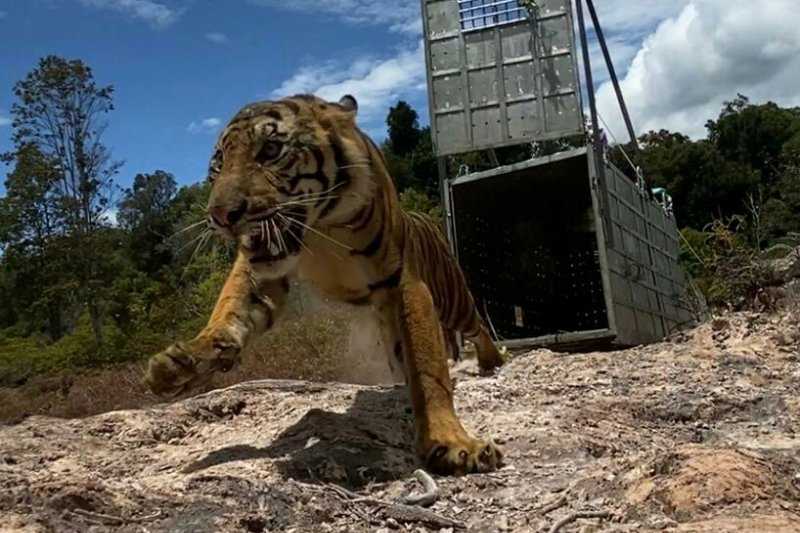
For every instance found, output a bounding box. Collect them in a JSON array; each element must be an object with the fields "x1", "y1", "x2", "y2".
[
  {"x1": 548, "y1": 511, "x2": 612, "y2": 533},
  {"x1": 381, "y1": 503, "x2": 464, "y2": 529},
  {"x1": 323, "y1": 483, "x2": 464, "y2": 530},
  {"x1": 69, "y1": 509, "x2": 124, "y2": 526},
  {"x1": 537, "y1": 494, "x2": 567, "y2": 516},
  {"x1": 402, "y1": 469, "x2": 440, "y2": 507},
  {"x1": 69, "y1": 508, "x2": 162, "y2": 526}
]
